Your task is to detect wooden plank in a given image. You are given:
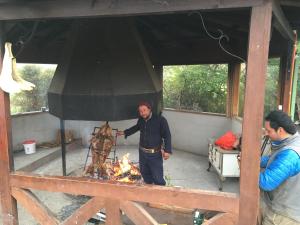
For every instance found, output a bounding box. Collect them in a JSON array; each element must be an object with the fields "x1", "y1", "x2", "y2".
[
  {"x1": 148, "y1": 203, "x2": 194, "y2": 214},
  {"x1": 202, "y1": 213, "x2": 237, "y2": 225},
  {"x1": 105, "y1": 198, "x2": 121, "y2": 225},
  {"x1": 11, "y1": 188, "x2": 59, "y2": 225},
  {"x1": 0, "y1": 24, "x2": 19, "y2": 225},
  {"x1": 228, "y1": 63, "x2": 241, "y2": 117},
  {"x1": 238, "y1": 2, "x2": 272, "y2": 225},
  {"x1": 10, "y1": 172, "x2": 239, "y2": 214},
  {"x1": 121, "y1": 201, "x2": 159, "y2": 225},
  {"x1": 61, "y1": 197, "x2": 105, "y2": 225},
  {"x1": 272, "y1": 0, "x2": 294, "y2": 41},
  {"x1": 0, "y1": 0, "x2": 264, "y2": 20}
]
